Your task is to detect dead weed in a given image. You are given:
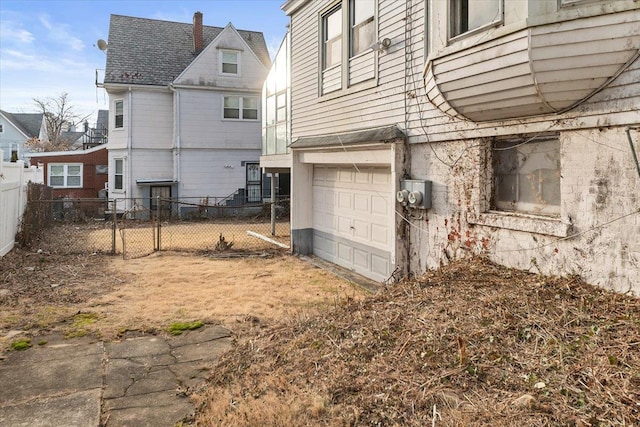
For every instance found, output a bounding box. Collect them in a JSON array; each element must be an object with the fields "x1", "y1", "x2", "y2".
[{"x1": 195, "y1": 258, "x2": 640, "y2": 426}]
